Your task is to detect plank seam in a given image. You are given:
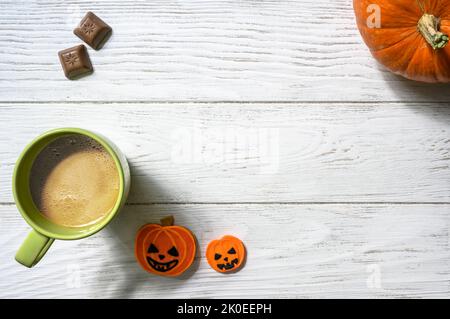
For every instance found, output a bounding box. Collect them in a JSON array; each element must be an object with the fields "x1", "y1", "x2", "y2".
[
  {"x1": 1, "y1": 101, "x2": 450, "y2": 105},
  {"x1": 1, "y1": 202, "x2": 450, "y2": 206}
]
